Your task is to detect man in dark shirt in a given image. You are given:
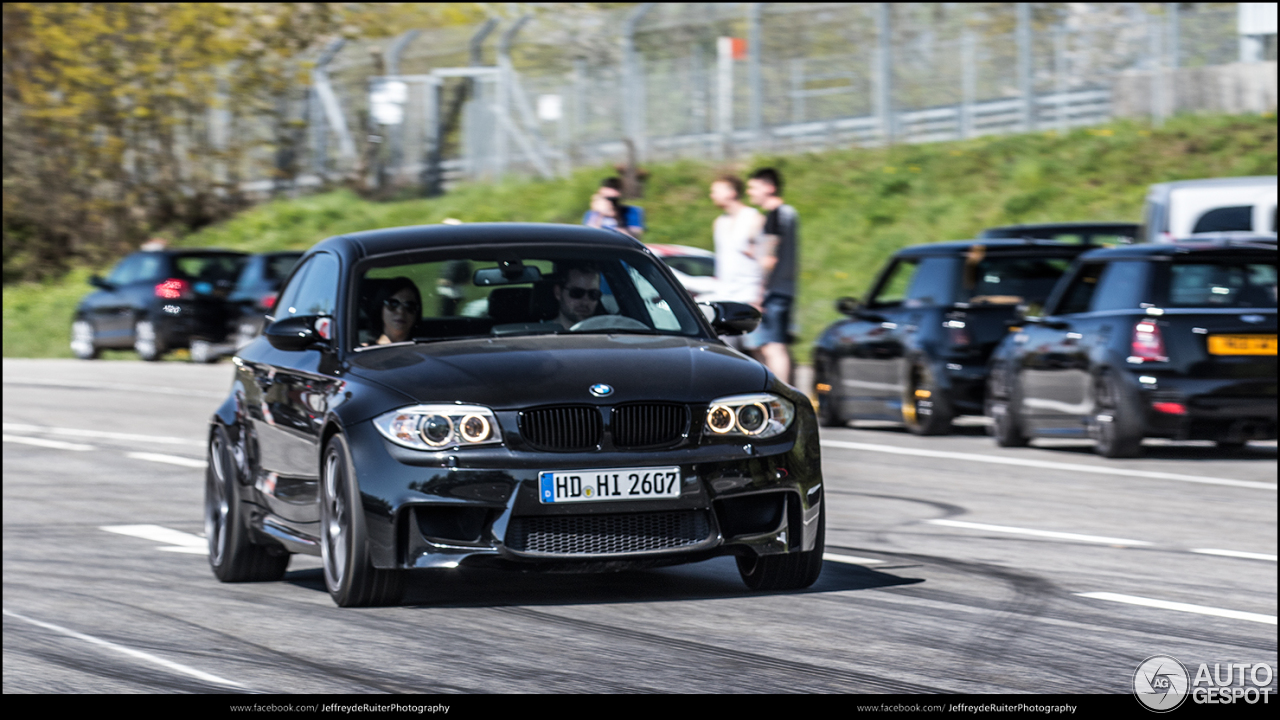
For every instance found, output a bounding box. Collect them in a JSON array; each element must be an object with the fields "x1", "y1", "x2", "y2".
[{"x1": 746, "y1": 167, "x2": 798, "y2": 385}]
